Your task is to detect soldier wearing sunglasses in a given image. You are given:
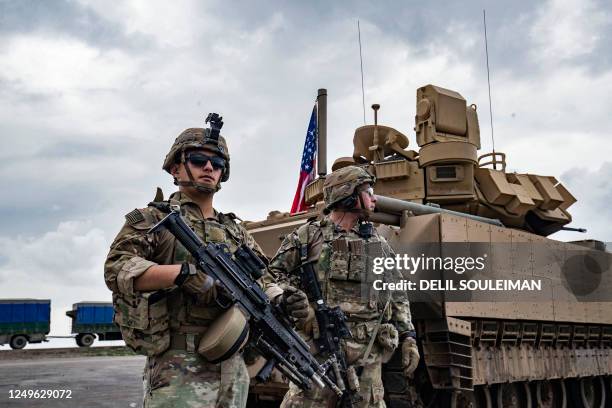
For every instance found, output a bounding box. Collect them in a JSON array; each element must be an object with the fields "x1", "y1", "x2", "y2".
[{"x1": 104, "y1": 116, "x2": 308, "y2": 407}]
